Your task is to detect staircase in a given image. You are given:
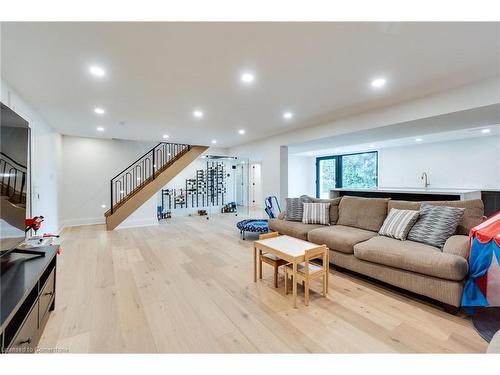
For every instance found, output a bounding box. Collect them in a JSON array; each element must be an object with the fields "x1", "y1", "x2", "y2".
[
  {"x1": 0, "y1": 152, "x2": 27, "y2": 231},
  {"x1": 104, "y1": 142, "x2": 208, "y2": 230}
]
